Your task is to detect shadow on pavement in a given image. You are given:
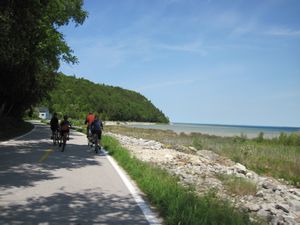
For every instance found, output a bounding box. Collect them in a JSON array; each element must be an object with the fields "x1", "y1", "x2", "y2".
[
  {"x1": 0, "y1": 190, "x2": 149, "y2": 225},
  {"x1": 0, "y1": 123, "x2": 104, "y2": 189},
  {"x1": 0, "y1": 122, "x2": 151, "y2": 225}
]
